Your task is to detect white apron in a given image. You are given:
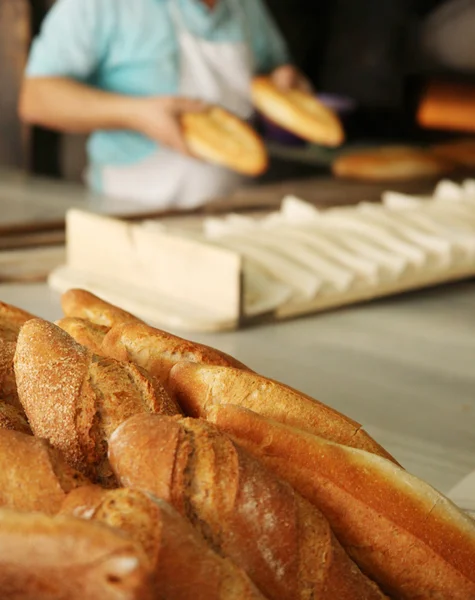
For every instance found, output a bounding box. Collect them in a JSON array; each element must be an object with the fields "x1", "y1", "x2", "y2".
[{"x1": 101, "y1": 0, "x2": 254, "y2": 209}]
